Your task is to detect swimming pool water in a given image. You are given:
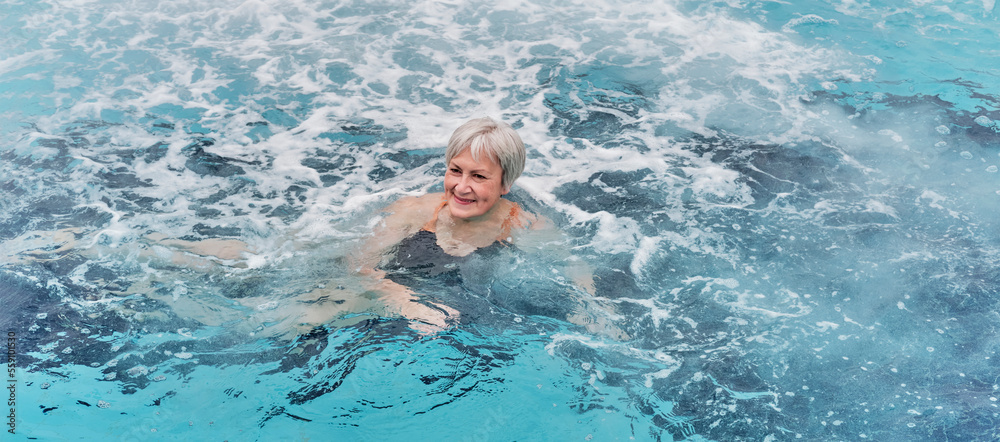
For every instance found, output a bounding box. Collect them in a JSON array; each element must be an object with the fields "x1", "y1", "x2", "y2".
[{"x1": 3, "y1": 0, "x2": 1000, "y2": 440}]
